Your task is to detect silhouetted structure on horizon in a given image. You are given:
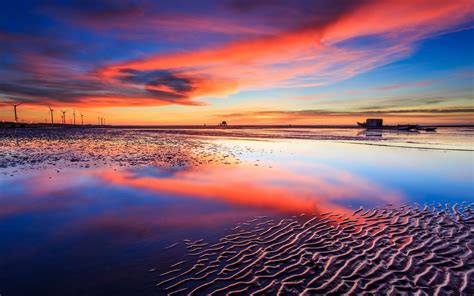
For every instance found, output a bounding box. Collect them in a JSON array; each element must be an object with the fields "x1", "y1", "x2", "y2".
[
  {"x1": 12, "y1": 102, "x2": 23, "y2": 123},
  {"x1": 49, "y1": 106, "x2": 54, "y2": 125},
  {"x1": 362, "y1": 118, "x2": 383, "y2": 128},
  {"x1": 357, "y1": 118, "x2": 435, "y2": 131},
  {"x1": 61, "y1": 110, "x2": 67, "y2": 124}
]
